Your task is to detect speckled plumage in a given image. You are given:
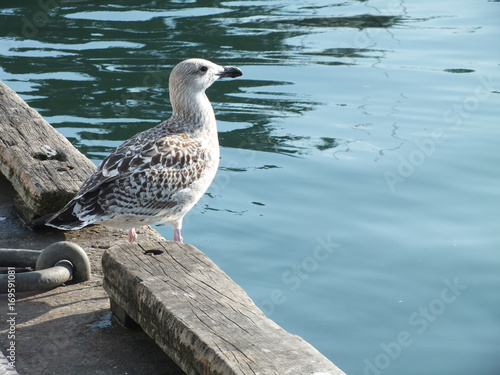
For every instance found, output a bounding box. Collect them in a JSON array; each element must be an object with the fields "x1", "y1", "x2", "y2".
[{"x1": 45, "y1": 58, "x2": 242, "y2": 242}]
